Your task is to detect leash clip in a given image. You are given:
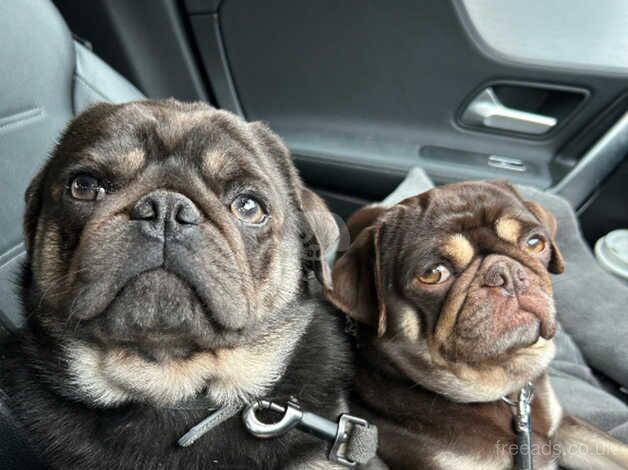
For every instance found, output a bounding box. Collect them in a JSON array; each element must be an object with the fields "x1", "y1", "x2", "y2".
[
  {"x1": 243, "y1": 400, "x2": 374, "y2": 468},
  {"x1": 242, "y1": 400, "x2": 303, "y2": 438},
  {"x1": 329, "y1": 413, "x2": 370, "y2": 467},
  {"x1": 515, "y1": 383, "x2": 534, "y2": 432},
  {"x1": 502, "y1": 382, "x2": 535, "y2": 470}
]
